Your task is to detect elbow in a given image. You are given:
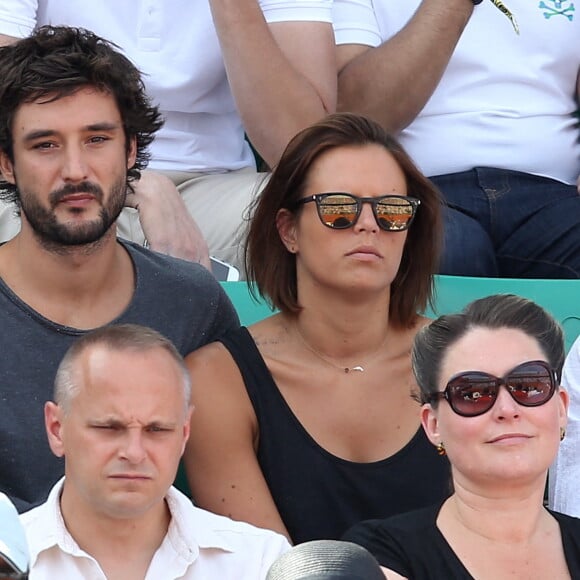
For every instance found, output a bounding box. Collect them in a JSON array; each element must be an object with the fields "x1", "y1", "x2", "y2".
[
  {"x1": 255, "y1": 107, "x2": 335, "y2": 168},
  {"x1": 336, "y1": 86, "x2": 409, "y2": 135}
]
